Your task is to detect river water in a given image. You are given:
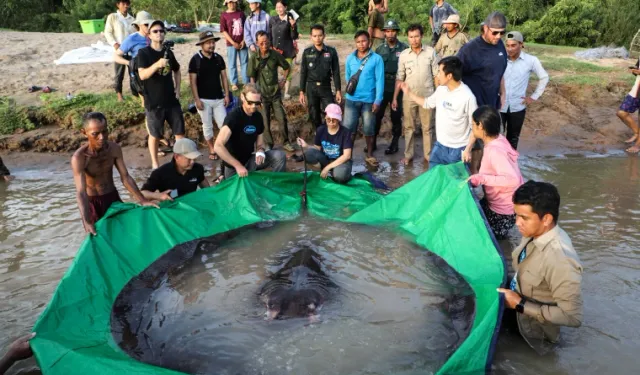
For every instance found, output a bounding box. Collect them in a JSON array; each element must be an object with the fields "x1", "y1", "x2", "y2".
[{"x1": 0, "y1": 154, "x2": 638, "y2": 374}]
